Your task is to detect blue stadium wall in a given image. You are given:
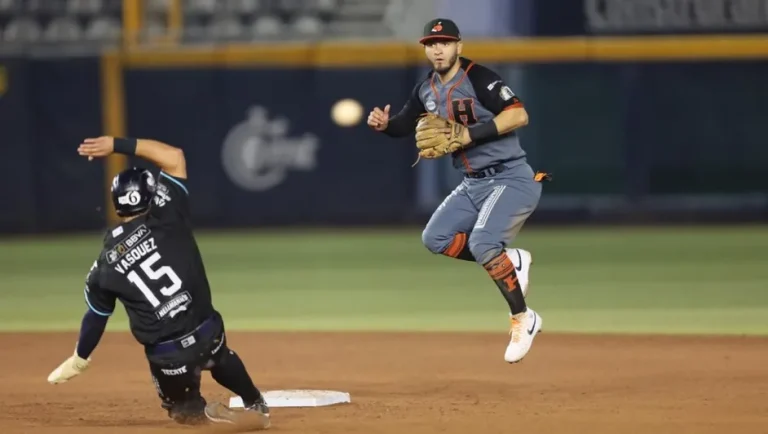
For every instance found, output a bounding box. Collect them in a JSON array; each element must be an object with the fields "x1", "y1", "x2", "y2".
[{"x1": 2, "y1": 38, "x2": 768, "y2": 233}]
